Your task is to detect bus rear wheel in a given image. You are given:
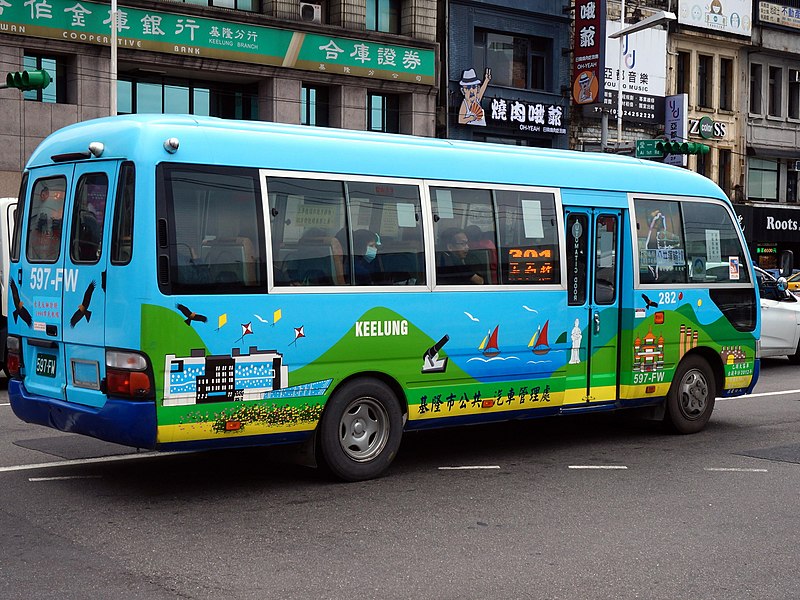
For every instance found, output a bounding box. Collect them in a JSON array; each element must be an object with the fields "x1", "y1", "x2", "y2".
[
  {"x1": 318, "y1": 378, "x2": 403, "y2": 481},
  {"x1": 664, "y1": 355, "x2": 715, "y2": 434}
]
